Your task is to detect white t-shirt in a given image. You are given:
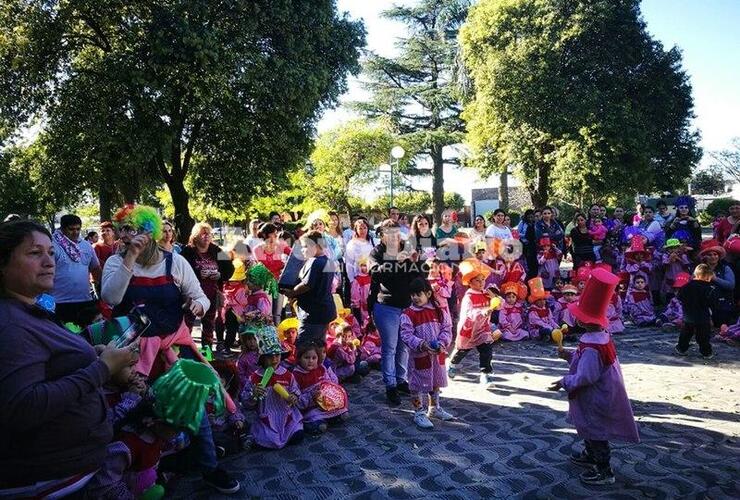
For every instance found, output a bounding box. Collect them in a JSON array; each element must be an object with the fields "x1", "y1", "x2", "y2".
[{"x1": 485, "y1": 224, "x2": 513, "y2": 240}]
